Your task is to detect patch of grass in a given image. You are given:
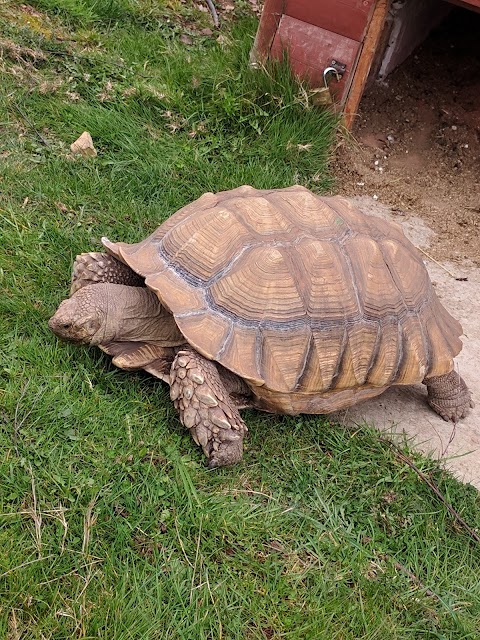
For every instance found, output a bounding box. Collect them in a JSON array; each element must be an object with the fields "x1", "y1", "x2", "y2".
[{"x1": 1, "y1": 1, "x2": 480, "y2": 638}]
